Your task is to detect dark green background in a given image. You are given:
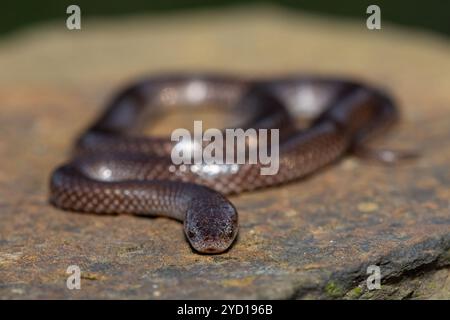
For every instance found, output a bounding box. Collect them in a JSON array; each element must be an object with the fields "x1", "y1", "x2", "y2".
[{"x1": 2, "y1": 1, "x2": 449, "y2": 37}]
